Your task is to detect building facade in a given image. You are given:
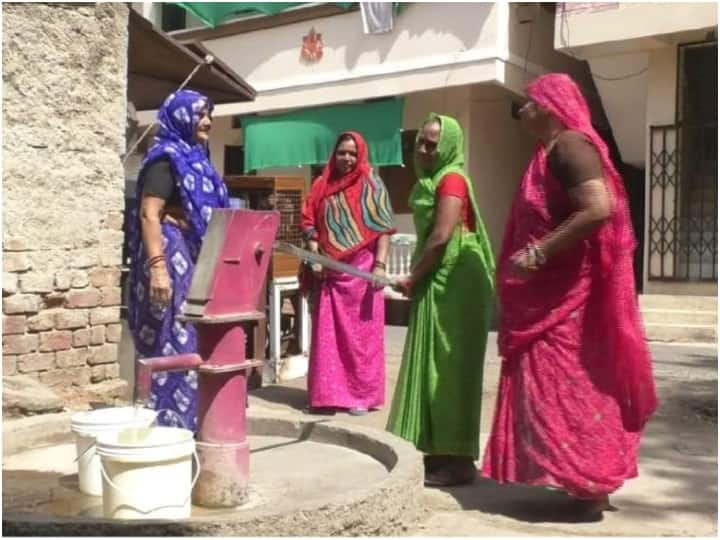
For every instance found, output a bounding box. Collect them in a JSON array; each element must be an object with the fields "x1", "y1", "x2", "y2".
[
  {"x1": 131, "y1": 2, "x2": 717, "y2": 345},
  {"x1": 554, "y1": 1, "x2": 718, "y2": 296},
  {"x1": 133, "y1": 2, "x2": 600, "y2": 257}
]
